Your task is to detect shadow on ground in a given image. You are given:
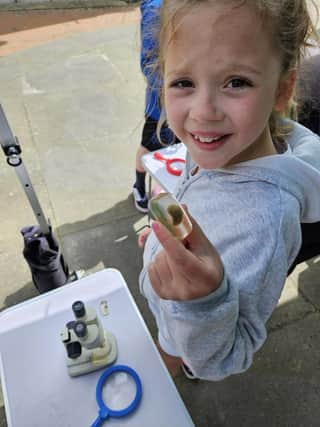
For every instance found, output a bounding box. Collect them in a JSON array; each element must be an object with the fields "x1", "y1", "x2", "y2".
[
  {"x1": 3, "y1": 193, "x2": 156, "y2": 333},
  {"x1": 298, "y1": 257, "x2": 320, "y2": 308}
]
